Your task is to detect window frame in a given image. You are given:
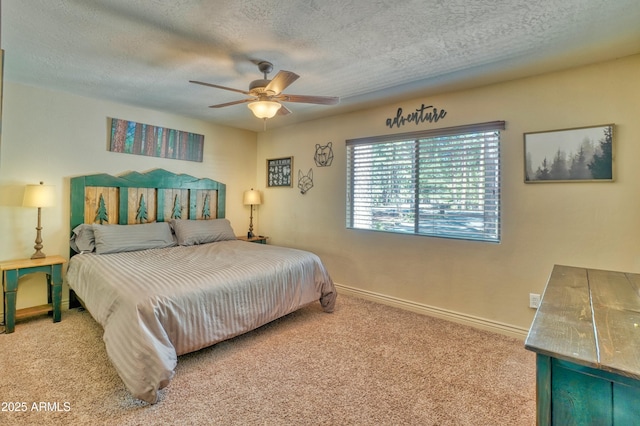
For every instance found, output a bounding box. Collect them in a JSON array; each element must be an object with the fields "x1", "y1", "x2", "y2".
[{"x1": 346, "y1": 121, "x2": 505, "y2": 243}]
